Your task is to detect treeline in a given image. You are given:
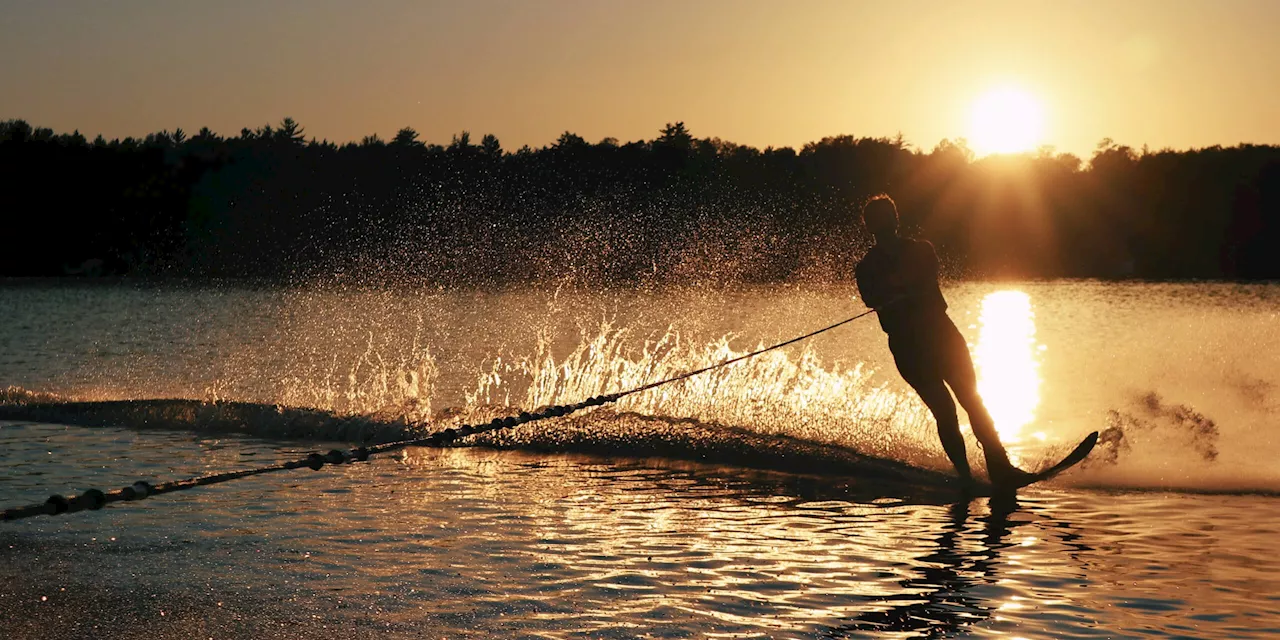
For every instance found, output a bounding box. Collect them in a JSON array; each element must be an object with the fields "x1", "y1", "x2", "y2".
[{"x1": 2, "y1": 118, "x2": 1278, "y2": 283}]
